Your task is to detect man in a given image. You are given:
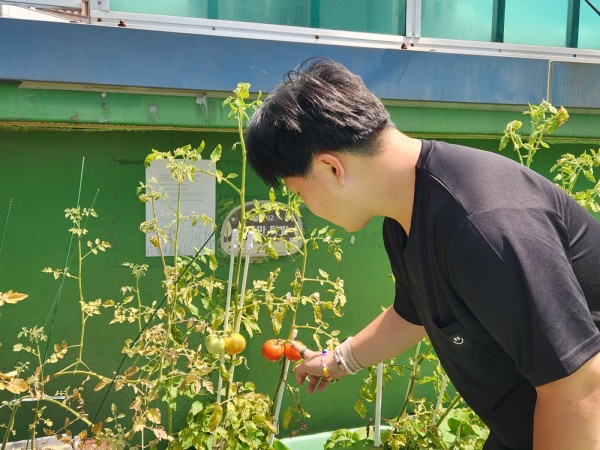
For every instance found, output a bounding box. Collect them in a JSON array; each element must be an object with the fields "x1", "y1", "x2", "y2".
[{"x1": 244, "y1": 58, "x2": 600, "y2": 450}]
